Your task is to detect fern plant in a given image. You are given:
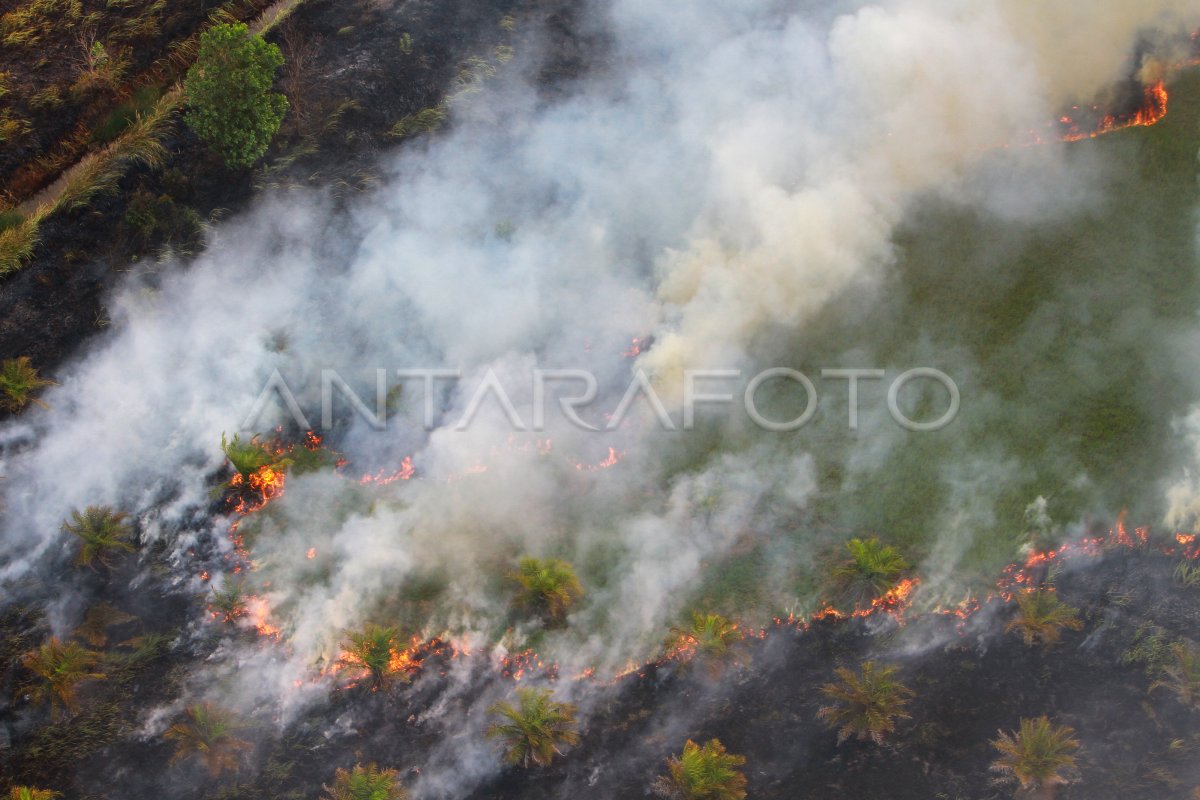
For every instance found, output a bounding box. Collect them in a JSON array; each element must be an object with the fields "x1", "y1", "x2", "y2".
[
  {"x1": 323, "y1": 763, "x2": 408, "y2": 800},
  {"x1": 832, "y1": 537, "x2": 909, "y2": 606},
  {"x1": 486, "y1": 687, "x2": 580, "y2": 768},
  {"x1": 651, "y1": 738, "x2": 747, "y2": 800},
  {"x1": 165, "y1": 703, "x2": 252, "y2": 776},
  {"x1": 991, "y1": 716, "x2": 1080, "y2": 799},
  {"x1": 9, "y1": 789, "x2": 60, "y2": 800},
  {"x1": 817, "y1": 661, "x2": 914, "y2": 745},
  {"x1": 511, "y1": 556, "x2": 583, "y2": 623},
  {"x1": 20, "y1": 637, "x2": 106, "y2": 718},
  {"x1": 1005, "y1": 590, "x2": 1083, "y2": 647},
  {"x1": 337, "y1": 624, "x2": 408, "y2": 688},
  {"x1": 1151, "y1": 642, "x2": 1200, "y2": 711},
  {"x1": 62, "y1": 505, "x2": 135, "y2": 568},
  {"x1": 0, "y1": 356, "x2": 54, "y2": 411}
]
